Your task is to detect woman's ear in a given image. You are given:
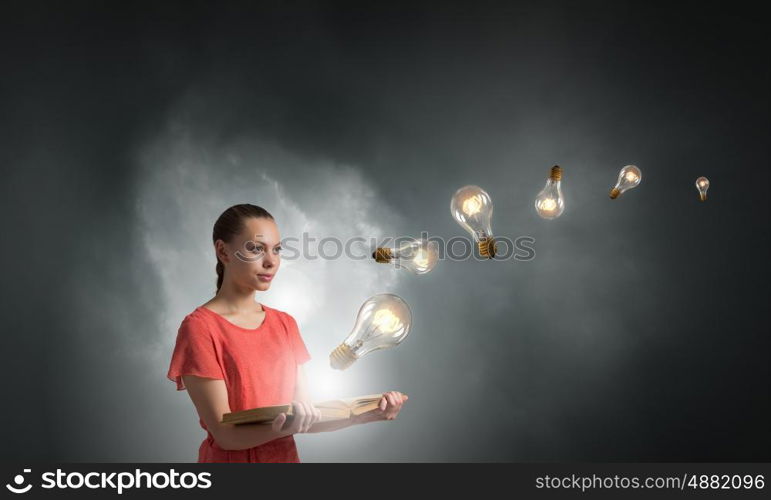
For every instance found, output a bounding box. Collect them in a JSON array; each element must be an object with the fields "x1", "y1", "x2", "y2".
[{"x1": 215, "y1": 239, "x2": 229, "y2": 264}]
